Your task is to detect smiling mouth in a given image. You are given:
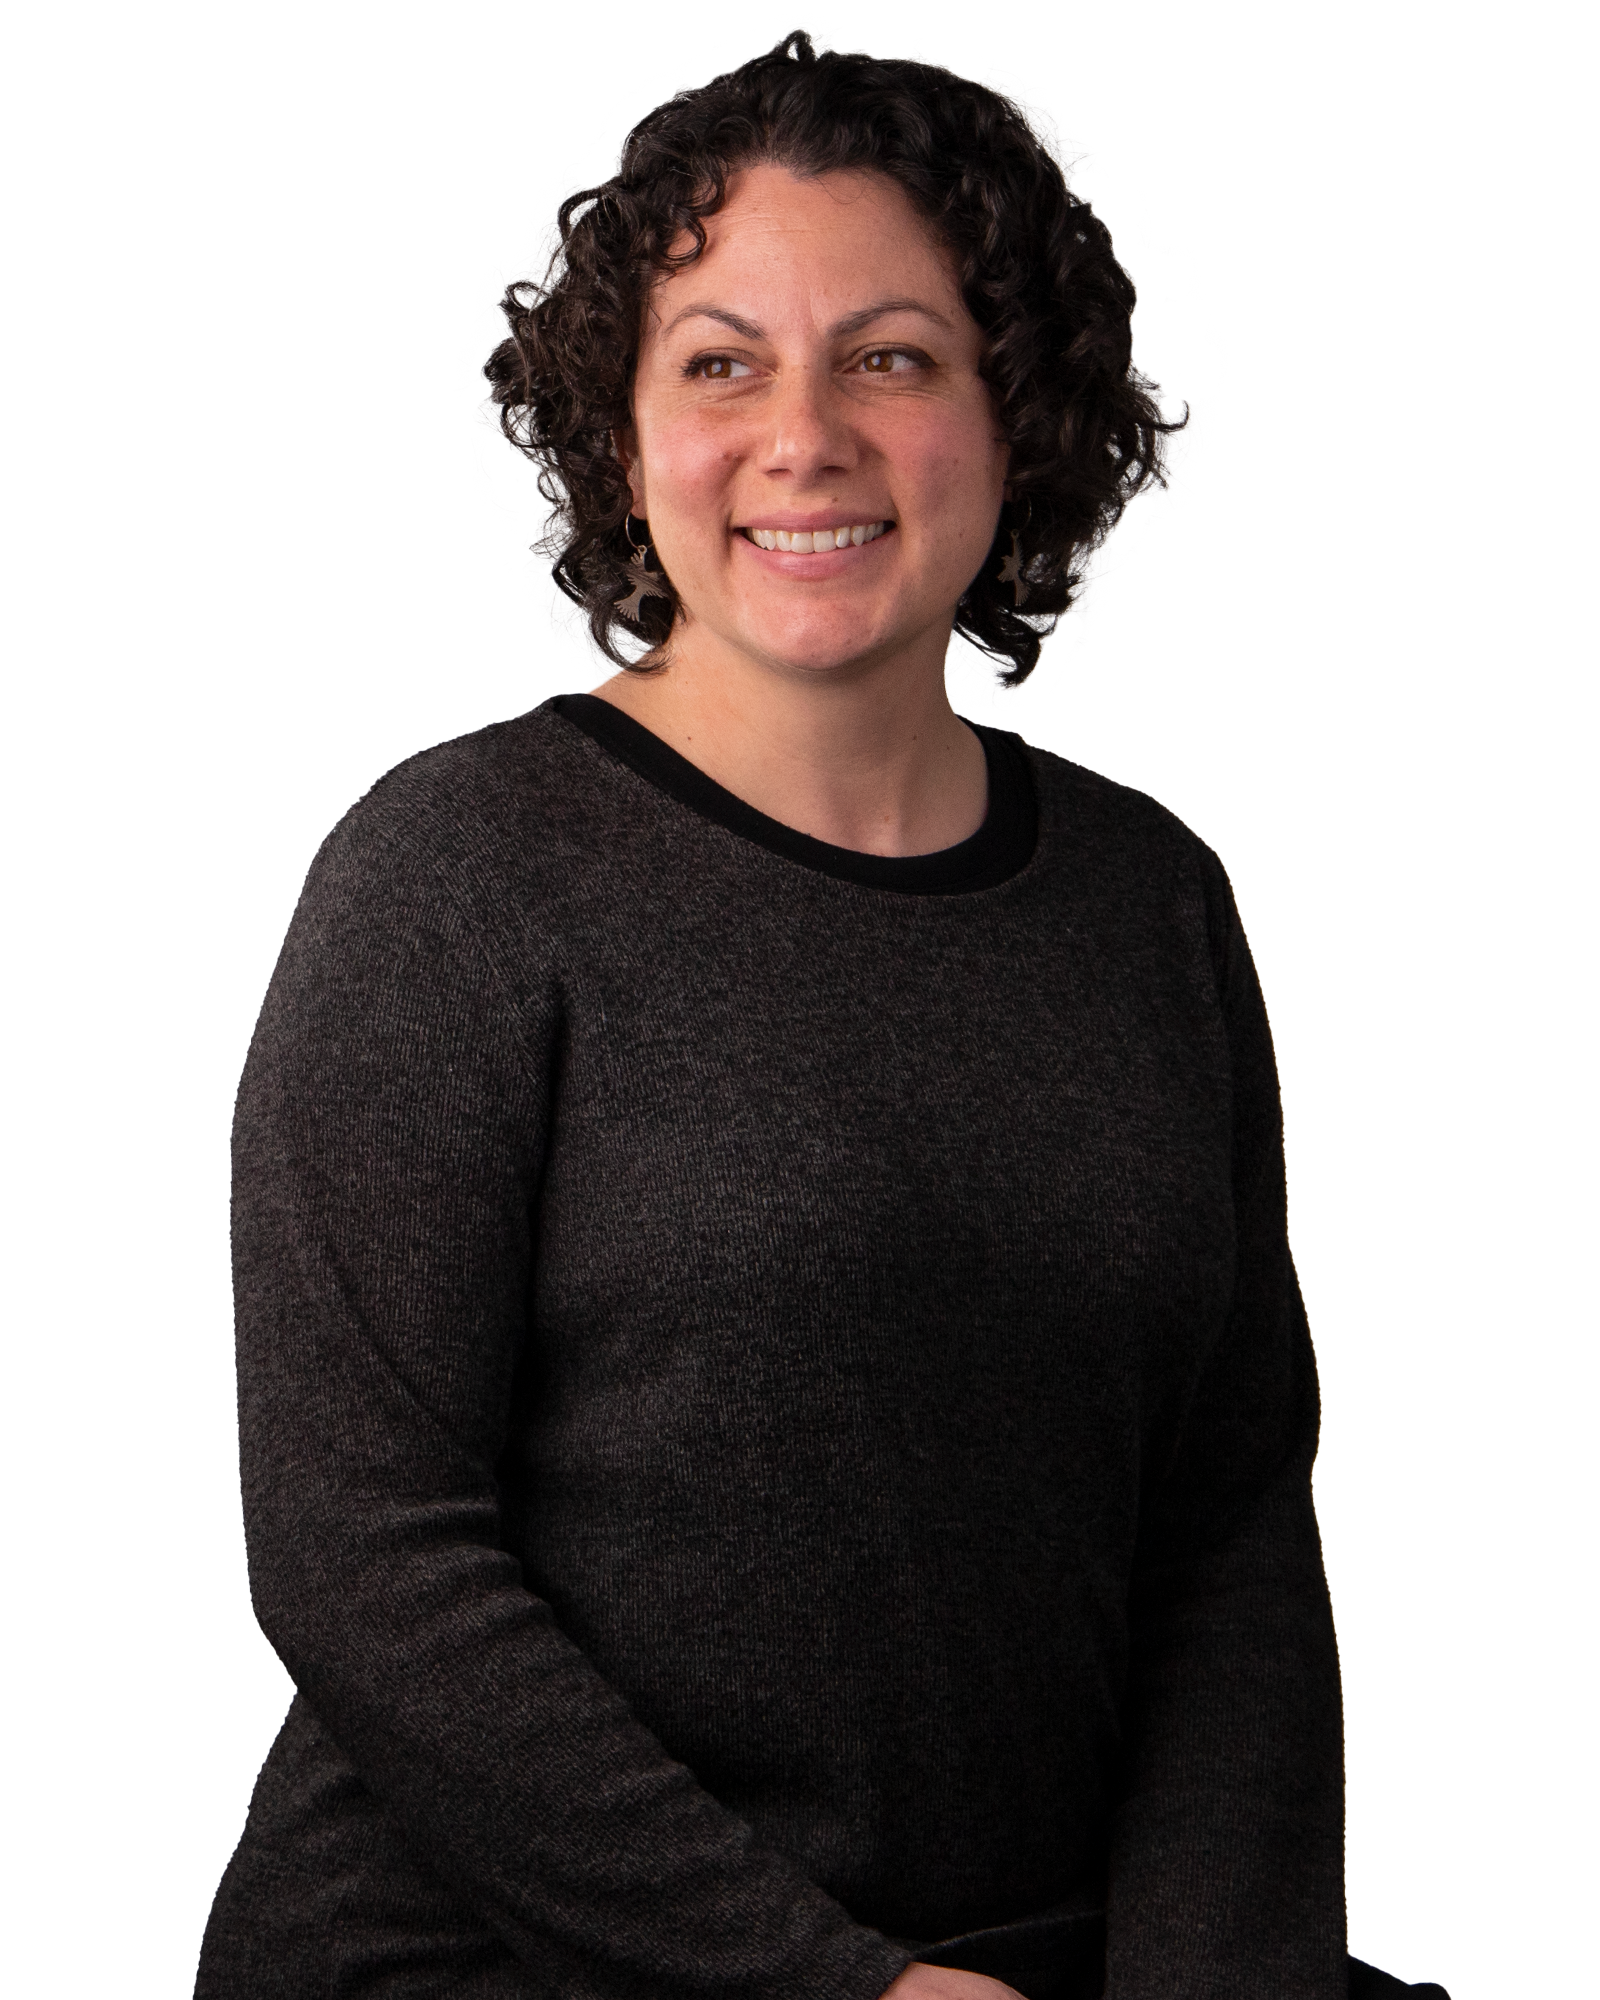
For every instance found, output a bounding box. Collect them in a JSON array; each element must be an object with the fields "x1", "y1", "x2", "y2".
[{"x1": 741, "y1": 520, "x2": 893, "y2": 553}]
